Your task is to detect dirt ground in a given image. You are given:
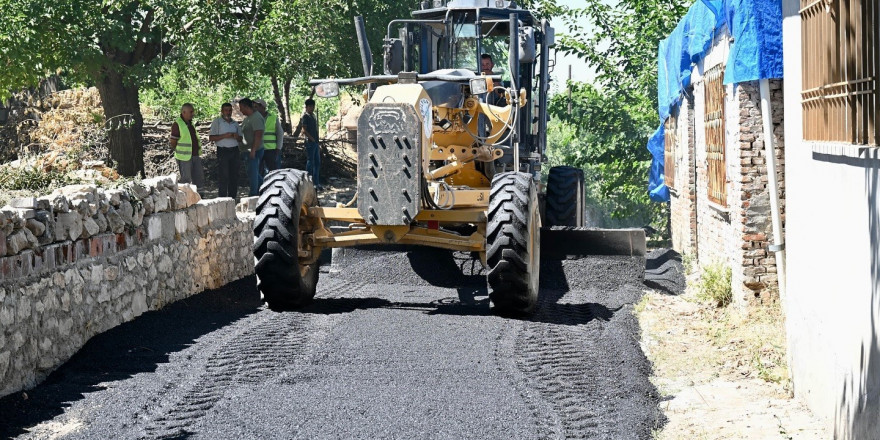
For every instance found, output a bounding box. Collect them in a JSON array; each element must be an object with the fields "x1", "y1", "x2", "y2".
[{"x1": 637, "y1": 264, "x2": 829, "y2": 439}]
